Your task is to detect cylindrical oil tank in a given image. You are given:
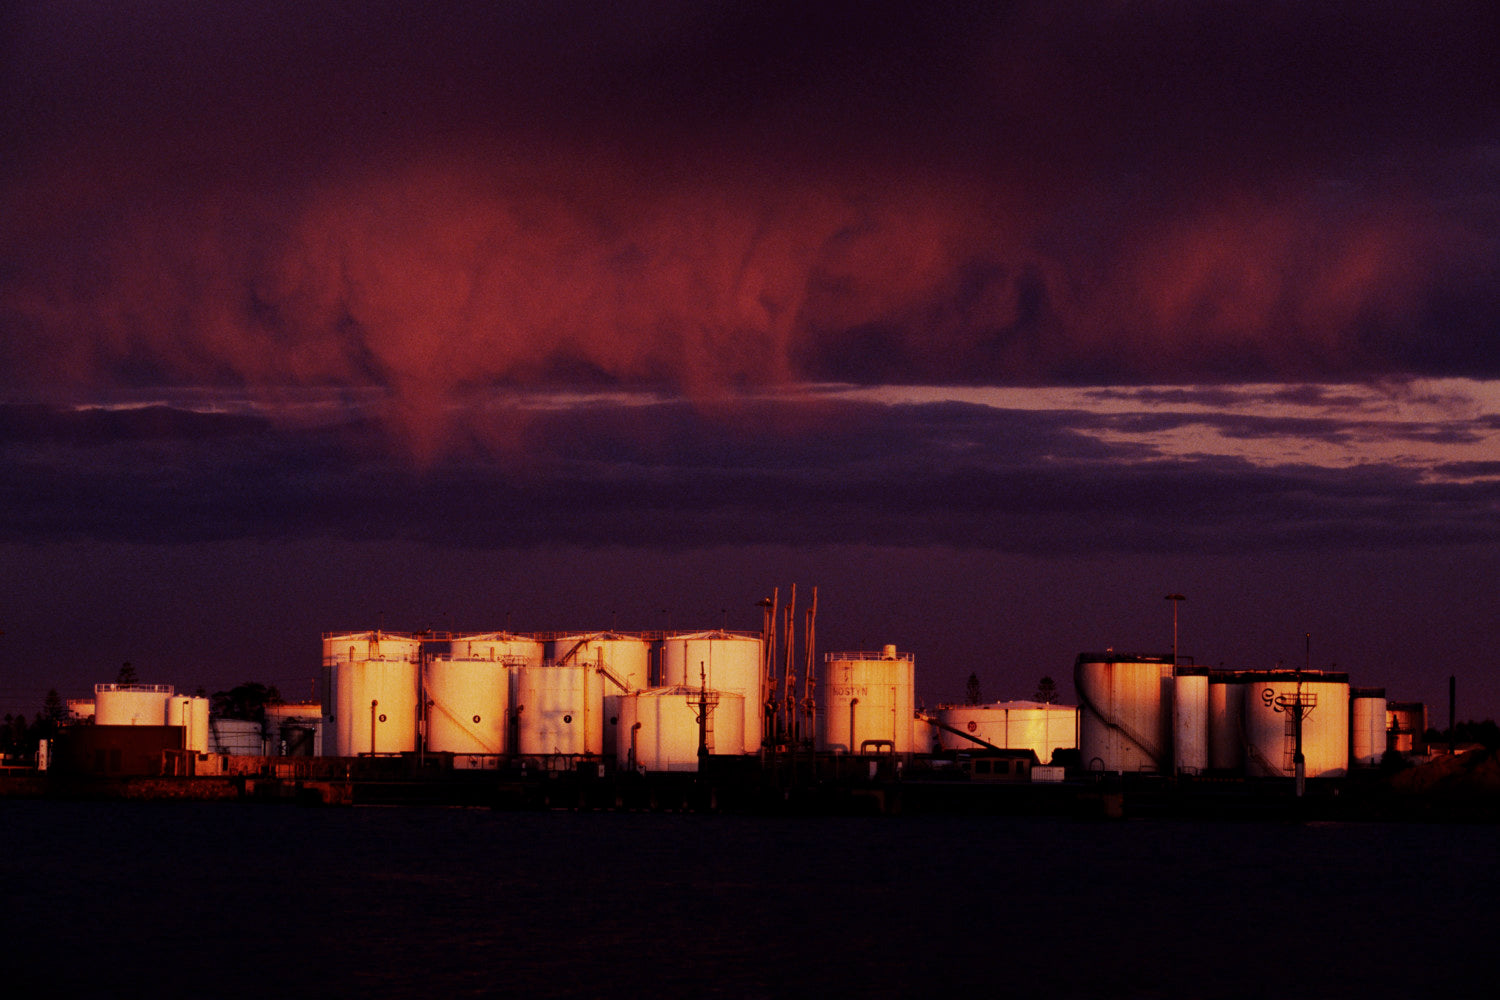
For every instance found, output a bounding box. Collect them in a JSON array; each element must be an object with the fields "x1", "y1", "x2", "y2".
[
  {"x1": 95, "y1": 683, "x2": 174, "y2": 726},
  {"x1": 1172, "y1": 668, "x2": 1210, "y2": 774},
  {"x1": 424, "y1": 656, "x2": 510, "y2": 755},
  {"x1": 1074, "y1": 654, "x2": 1174, "y2": 773},
  {"x1": 547, "y1": 634, "x2": 650, "y2": 693},
  {"x1": 209, "y1": 718, "x2": 264, "y2": 755},
  {"x1": 165, "y1": 695, "x2": 211, "y2": 753},
  {"x1": 450, "y1": 633, "x2": 544, "y2": 669},
  {"x1": 514, "y1": 661, "x2": 605, "y2": 756},
  {"x1": 1386, "y1": 701, "x2": 1427, "y2": 754},
  {"x1": 1350, "y1": 687, "x2": 1388, "y2": 767},
  {"x1": 934, "y1": 702, "x2": 1078, "y2": 765},
  {"x1": 327, "y1": 653, "x2": 420, "y2": 755},
  {"x1": 265, "y1": 702, "x2": 323, "y2": 756},
  {"x1": 818, "y1": 647, "x2": 915, "y2": 753},
  {"x1": 1242, "y1": 671, "x2": 1350, "y2": 778},
  {"x1": 659, "y1": 631, "x2": 764, "y2": 754},
  {"x1": 322, "y1": 630, "x2": 423, "y2": 667},
  {"x1": 67, "y1": 699, "x2": 95, "y2": 720},
  {"x1": 1208, "y1": 673, "x2": 1248, "y2": 772},
  {"x1": 913, "y1": 715, "x2": 939, "y2": 755},
  {"x1": 607, "y1": 688, "x2": 746, "y2": 772}
]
